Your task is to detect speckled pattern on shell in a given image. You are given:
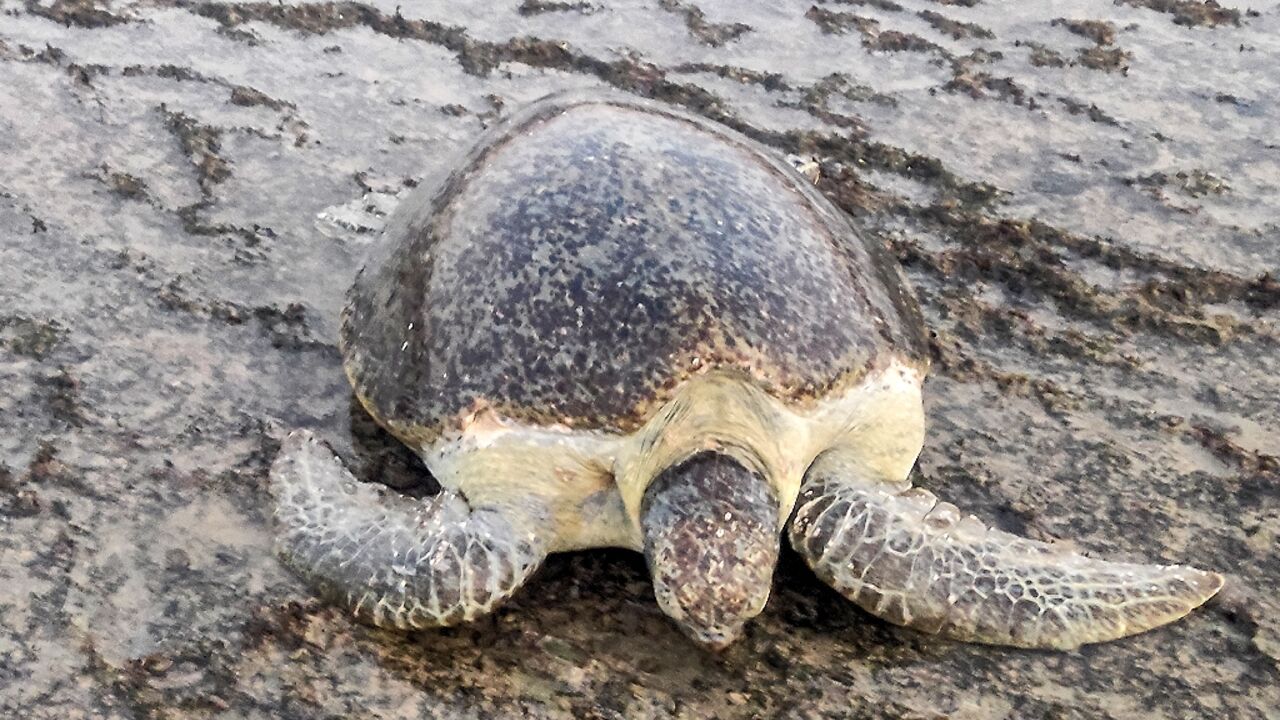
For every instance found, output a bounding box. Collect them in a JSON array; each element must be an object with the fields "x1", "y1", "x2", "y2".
[{"x1": 342, "y1": 91, "x2": 928, "y2": 440}]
